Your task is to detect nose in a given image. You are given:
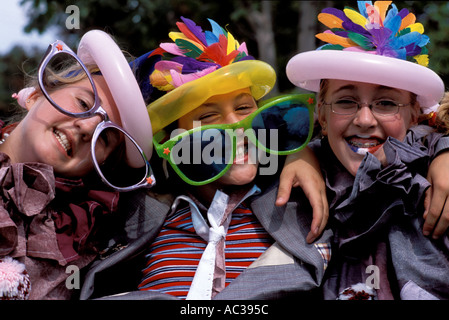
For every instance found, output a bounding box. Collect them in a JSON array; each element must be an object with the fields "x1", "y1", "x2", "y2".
[
  {"x1": 223, "y1": 112, "x2": 246, "y2": 125},
  {"x1": 74, "y1": 114, "x2": 103, "y2": 141},
  {"x1": 353, "y1": 103, "x2": 378, "y2": 129}
]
